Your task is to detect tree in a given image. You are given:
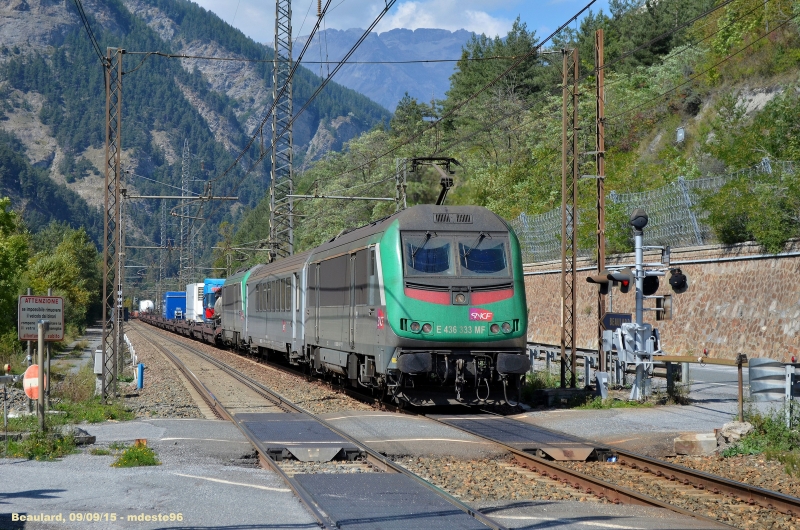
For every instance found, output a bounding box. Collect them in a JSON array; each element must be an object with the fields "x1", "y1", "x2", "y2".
[
  {"x1": 26, "y1": 224, "x2": 101, "y2": 332},
  {"x1": 0, "y1": 197, "x2": 29, "y2": 337}
]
